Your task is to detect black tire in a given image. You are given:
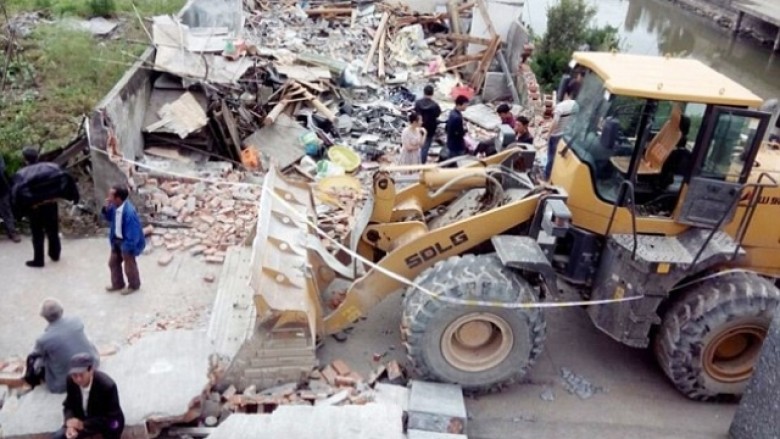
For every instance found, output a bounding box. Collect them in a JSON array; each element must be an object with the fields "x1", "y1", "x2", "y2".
[
  {"x1": 401, "y1": 254, "x2": 546, "y2": 394},
  {"x1": 654, "y1": 271, "x2": 780, "y2": 400}
]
